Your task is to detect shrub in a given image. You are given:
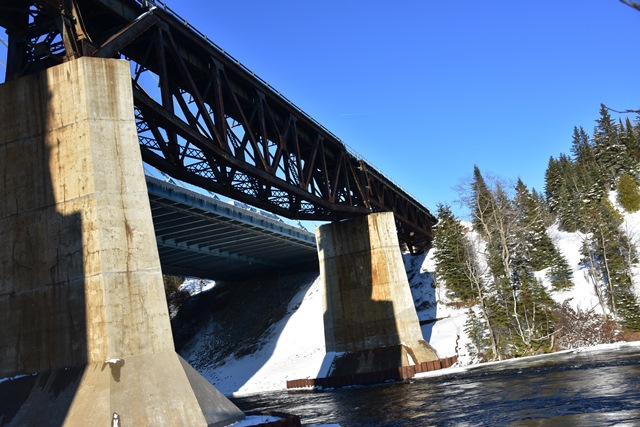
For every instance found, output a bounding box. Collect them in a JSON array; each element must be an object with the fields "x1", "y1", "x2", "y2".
[
  {"x1": 617, "y1": 173, "x2": 640, "y2": 212},
  {"x1": 552, "y1": 302, "x2": 621, "y2": 350}
]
